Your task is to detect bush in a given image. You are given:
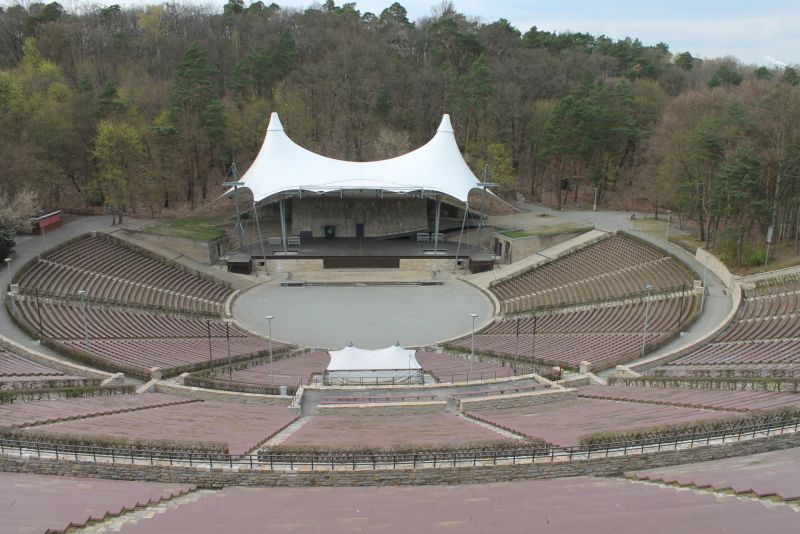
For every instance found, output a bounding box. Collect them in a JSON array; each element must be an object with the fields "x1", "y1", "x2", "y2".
[
  {"x1": 0, "y1": 428, "x2": 228, "y2": 454},
  {"x1": 747, "y1": 248, "x2": 766, "y2": 267},
  {"x1": 260, "y1": 438, "x2": 551, "y2": 460},
  {"x1": 0, "y1": 385, "x2": 134, "y2": 404}
]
